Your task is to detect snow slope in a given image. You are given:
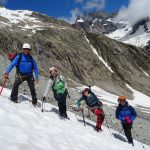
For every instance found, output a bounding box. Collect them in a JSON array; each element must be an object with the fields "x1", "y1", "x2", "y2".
[
  {"x1": 75, "y1": 85, "x2": 150, "y2": 112},
  {"x1": 0, "y1": 7, "x2": 39, "y2": 24},
  {"x1": 0, "y1": 88, "x2": 150, "y2": 150}
]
